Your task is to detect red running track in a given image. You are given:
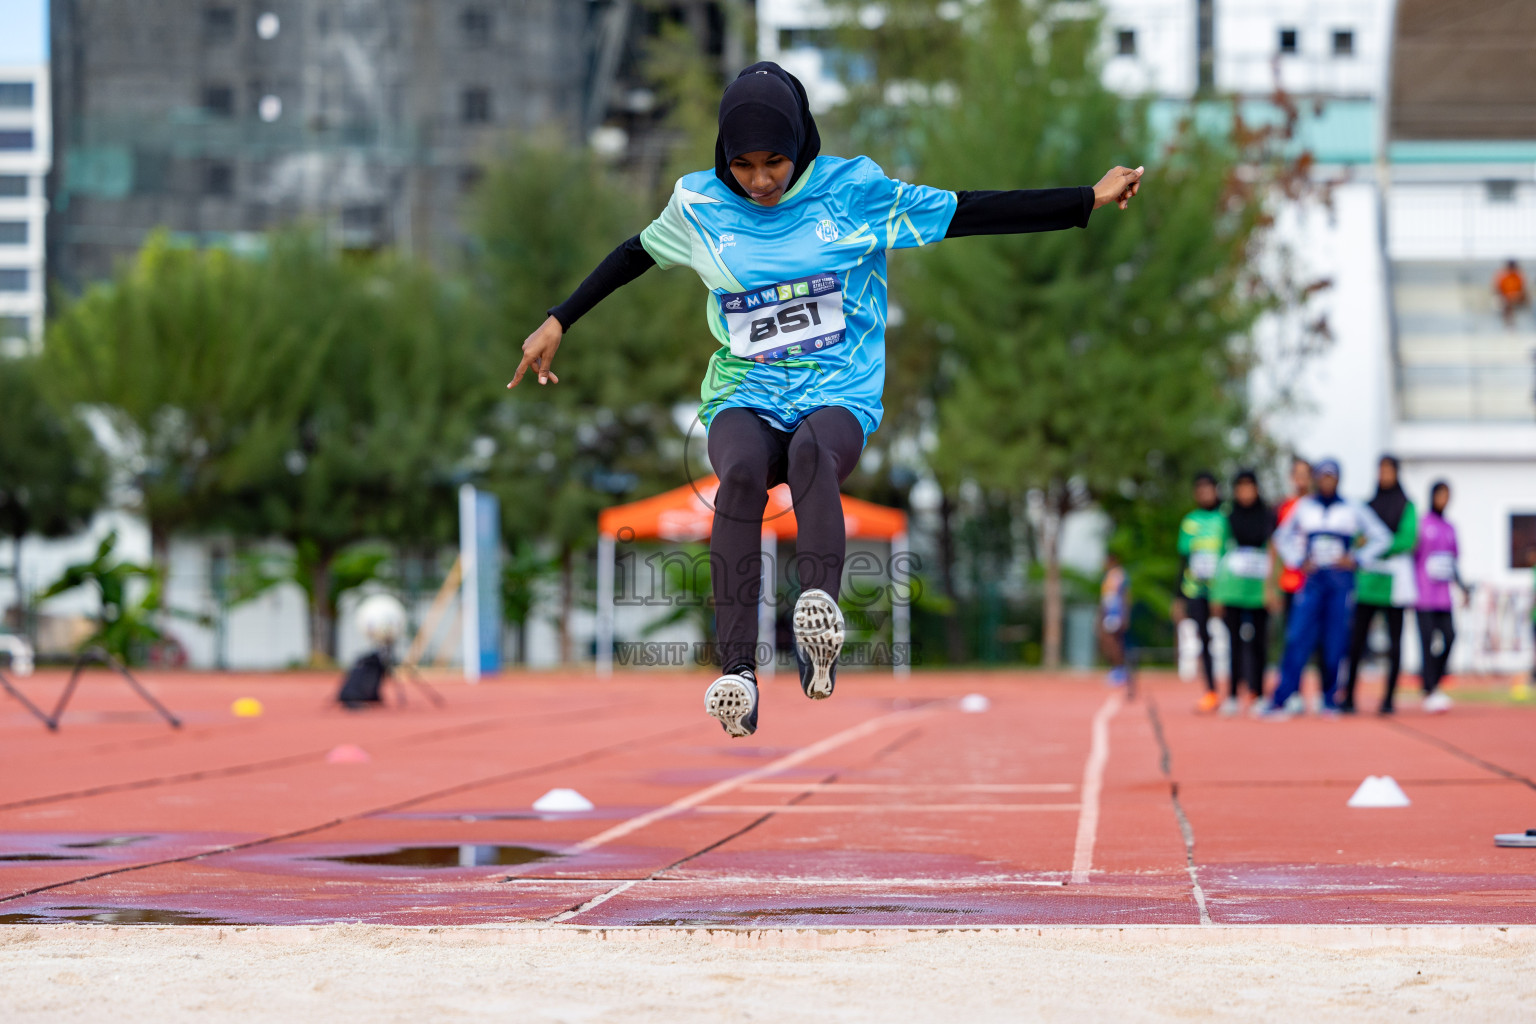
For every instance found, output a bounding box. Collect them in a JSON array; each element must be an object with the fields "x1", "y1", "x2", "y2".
[{"x1": 1, "y1": 668, "x2": 1533, "y2": 927}]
